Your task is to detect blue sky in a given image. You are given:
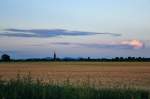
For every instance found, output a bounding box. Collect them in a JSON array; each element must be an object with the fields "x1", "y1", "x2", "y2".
[{"x1": 0, "y1": 0, "x2": 150, "y2": 59}]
